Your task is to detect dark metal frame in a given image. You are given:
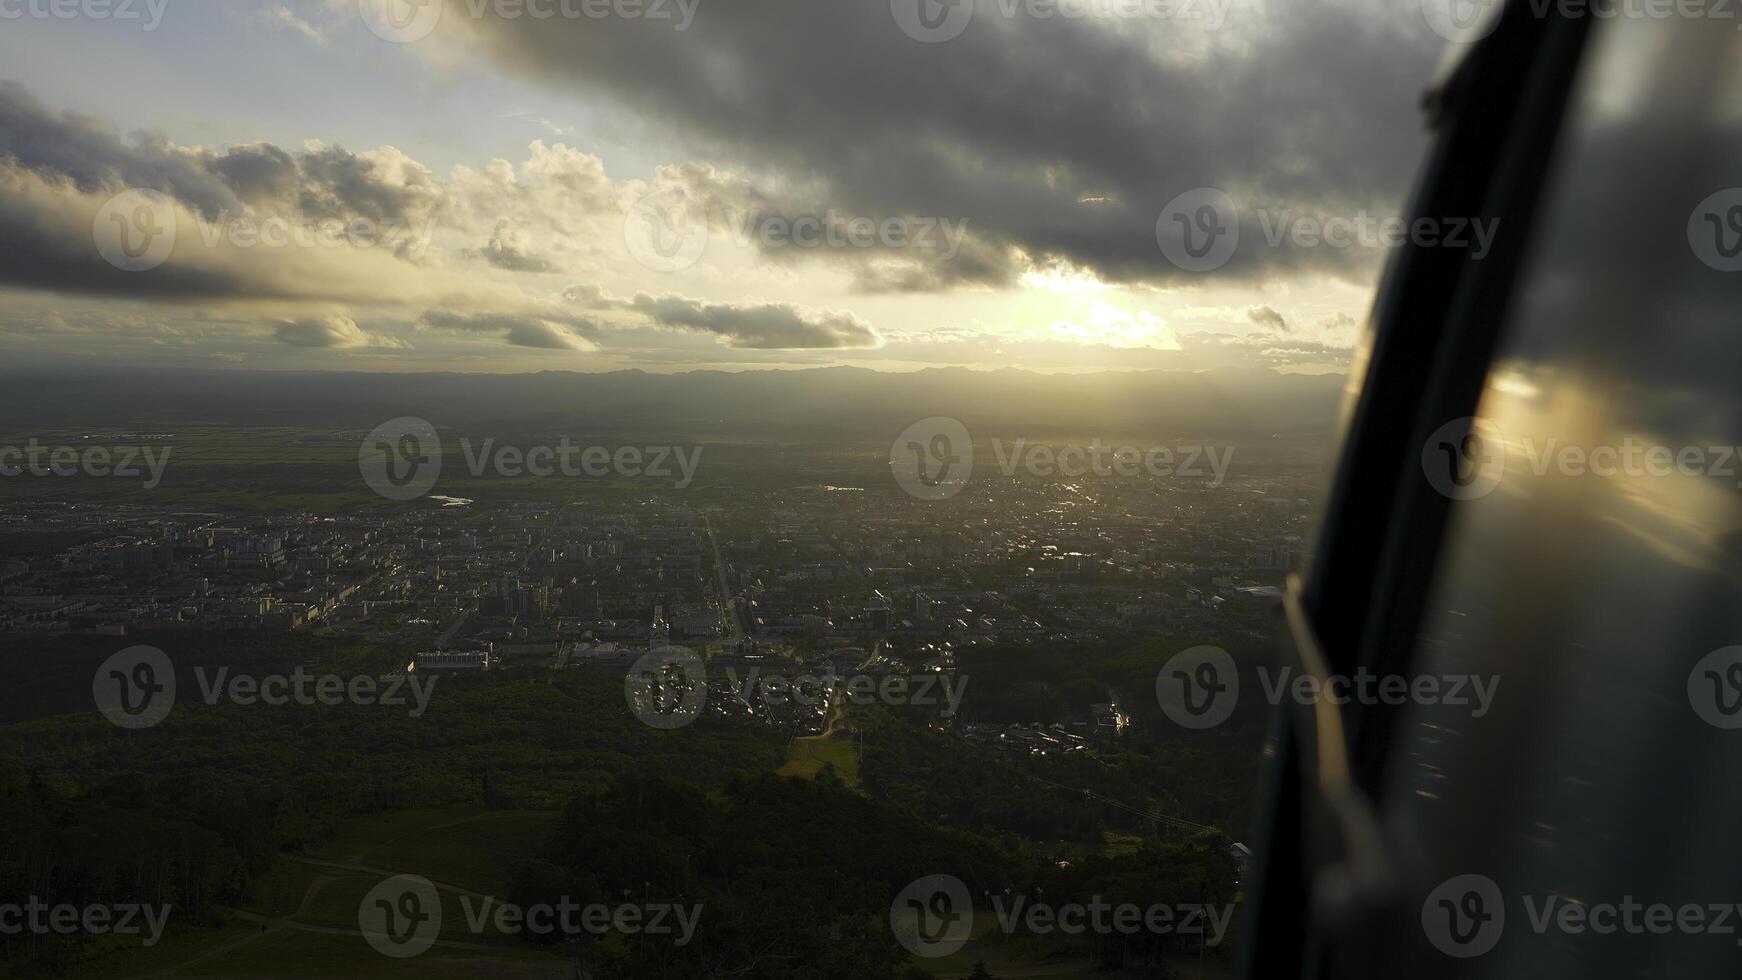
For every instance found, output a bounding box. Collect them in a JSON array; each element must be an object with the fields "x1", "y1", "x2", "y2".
[{"x1": 1240, "y1": 4, "x2": 1597, "y2": 976}]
